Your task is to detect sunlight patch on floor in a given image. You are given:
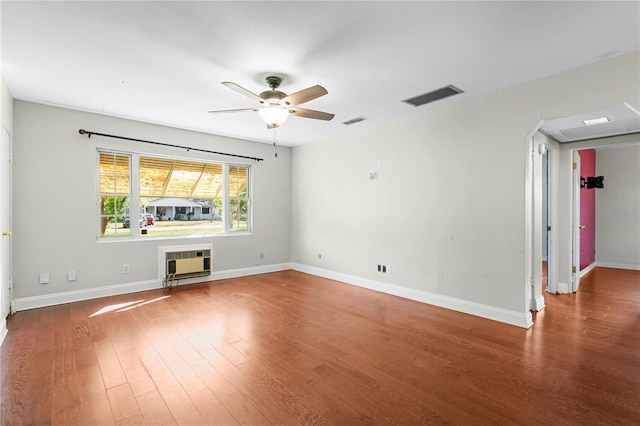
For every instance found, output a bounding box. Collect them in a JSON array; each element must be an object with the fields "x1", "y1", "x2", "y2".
[{"x1": 89, "y1": 295, "x2": 170, "y2": 317}]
